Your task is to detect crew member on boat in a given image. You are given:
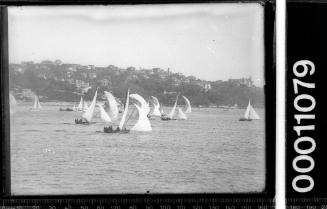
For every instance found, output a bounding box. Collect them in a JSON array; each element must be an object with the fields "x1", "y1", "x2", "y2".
[{"x1": 75, "y1": 118, "x2": 89, "y2": 124}]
